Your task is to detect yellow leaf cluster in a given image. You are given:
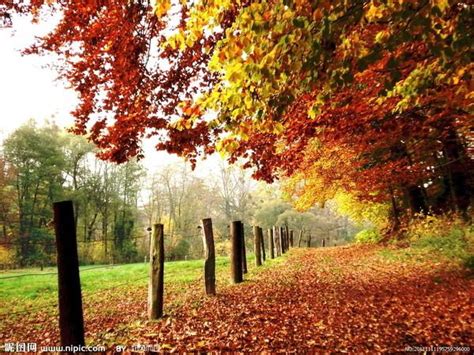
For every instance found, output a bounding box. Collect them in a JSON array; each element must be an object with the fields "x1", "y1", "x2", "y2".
[{"x1": 154, "y1": 0, "x2": 171, "y2": 18}]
